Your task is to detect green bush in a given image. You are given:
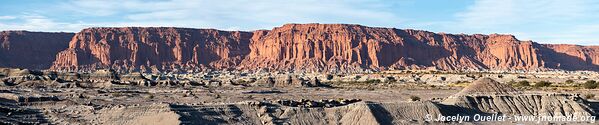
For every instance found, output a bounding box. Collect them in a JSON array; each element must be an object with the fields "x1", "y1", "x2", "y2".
[
  {"x1": 583, "y1": 80, "x2": 598, "y2": 89},
  {"x1": 534, "y1": 81, "x2": 552, "y2": 87},
  {"x1": 565, "y1": 79, "x2": 575, "y2": 84}
]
